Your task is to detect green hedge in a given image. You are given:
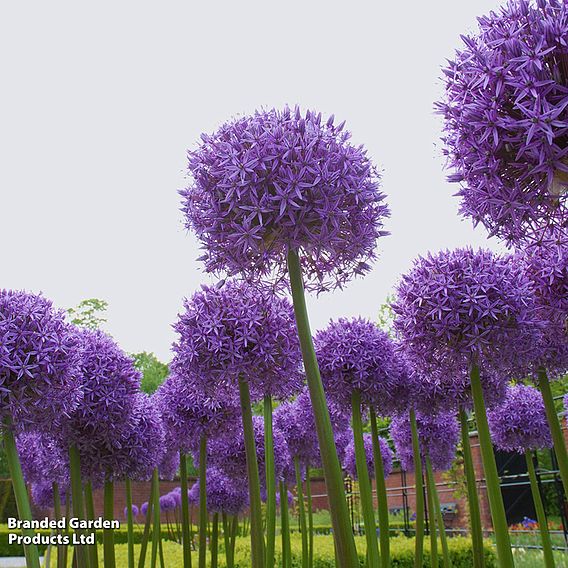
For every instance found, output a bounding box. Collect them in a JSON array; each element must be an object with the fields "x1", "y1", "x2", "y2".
[{"x1": 47, "y1": 535, "x2": 497, "y2": 567}]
